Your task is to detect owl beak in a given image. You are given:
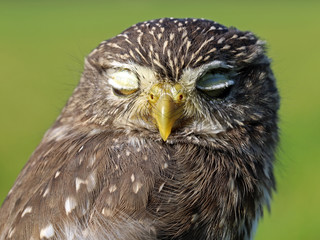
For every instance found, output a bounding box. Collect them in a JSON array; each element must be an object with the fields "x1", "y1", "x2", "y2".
[{"x1": 149, "y1": 84, "x2": 185, "y2": 141}]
